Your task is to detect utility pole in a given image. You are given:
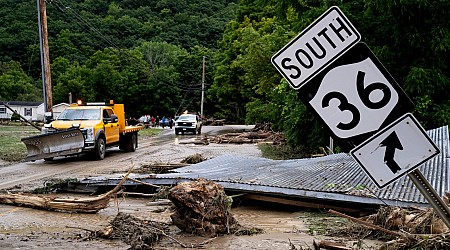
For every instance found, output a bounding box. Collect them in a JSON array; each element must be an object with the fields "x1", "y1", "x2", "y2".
[
  {"x1": 37, "y1": 0, "x2": 53, "y2": 119},
  {"x1": 200, "y1": 56, "x2": 205, "y2": 118}
]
